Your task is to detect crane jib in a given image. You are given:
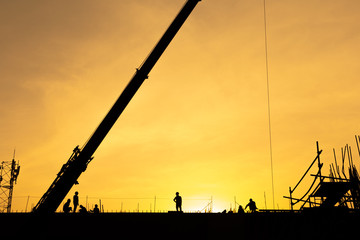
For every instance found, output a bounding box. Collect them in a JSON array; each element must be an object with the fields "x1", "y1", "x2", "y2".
[{"x1": 33, "y1": 0, "x2": 201, "y2": 213}]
